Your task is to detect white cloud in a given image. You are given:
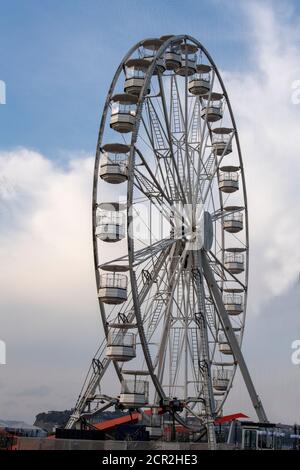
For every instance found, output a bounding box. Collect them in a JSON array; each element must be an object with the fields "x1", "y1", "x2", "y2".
[
  {"x1": 223, "y1": 1, "x2": 300, "y2": 310},
  {"x1": 0, "y1": 148, "x2": 94, "y2": 305}
]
